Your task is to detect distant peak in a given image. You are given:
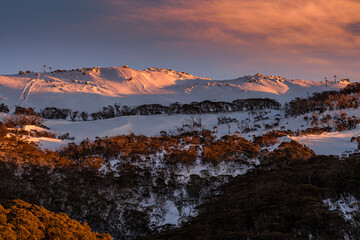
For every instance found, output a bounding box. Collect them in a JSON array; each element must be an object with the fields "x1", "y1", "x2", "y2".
[{"x1": 237, "y1": 73, "x2": 289, "y2": 83}]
